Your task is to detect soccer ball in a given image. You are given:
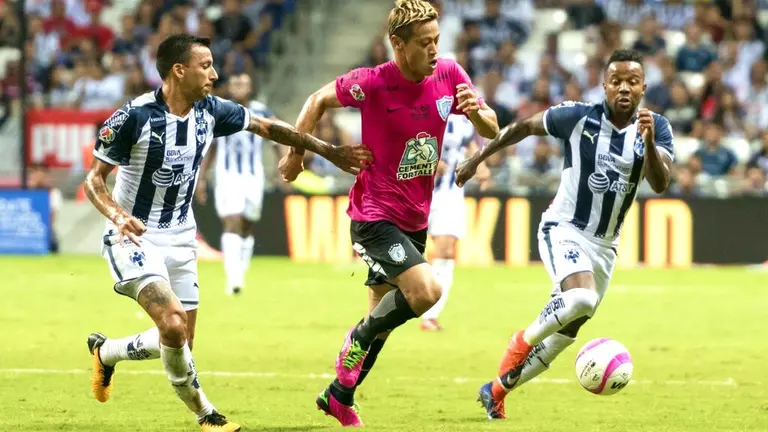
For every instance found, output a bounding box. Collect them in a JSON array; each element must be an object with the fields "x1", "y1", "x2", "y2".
[{"x1": 574, "y1": 338, "x2": 633, "y2": 395}]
